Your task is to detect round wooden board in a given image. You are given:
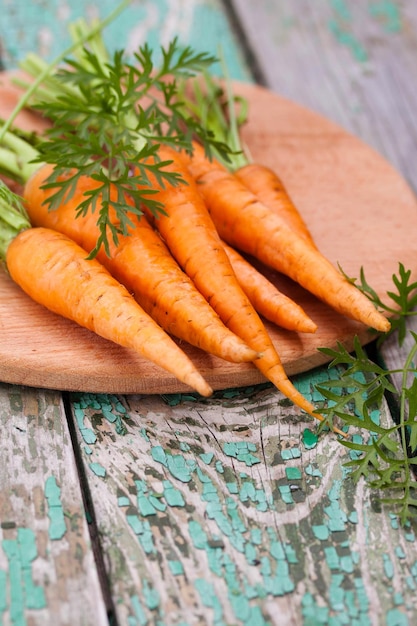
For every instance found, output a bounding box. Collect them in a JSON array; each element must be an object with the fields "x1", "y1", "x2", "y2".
[{"x1": 1, "y1": 74, "x2": 417, "y2": 395}]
